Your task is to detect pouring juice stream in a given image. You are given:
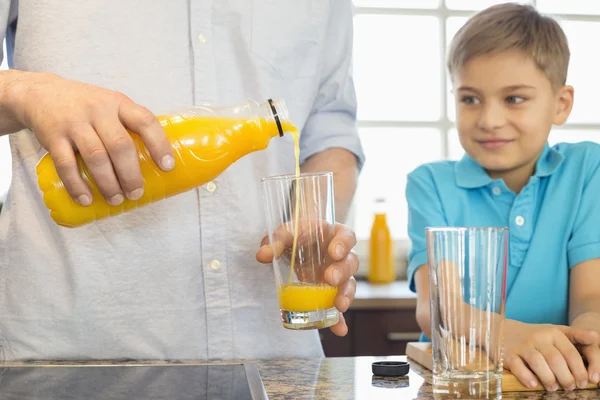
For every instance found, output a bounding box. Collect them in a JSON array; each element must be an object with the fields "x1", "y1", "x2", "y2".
[{"x1": 277, "y1": 129, "x2": 338, "y2": 315}]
